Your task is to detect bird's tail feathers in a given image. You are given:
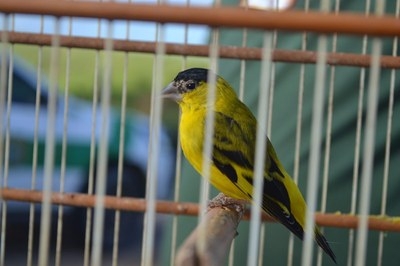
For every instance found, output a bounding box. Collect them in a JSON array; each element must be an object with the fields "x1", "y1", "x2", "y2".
[
  {"x1": 314, "y1": 228, "x2": 337, "y2": 264},
  {"x1": 262, "y1": 196, "x2": 337, "y2": 263}
]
